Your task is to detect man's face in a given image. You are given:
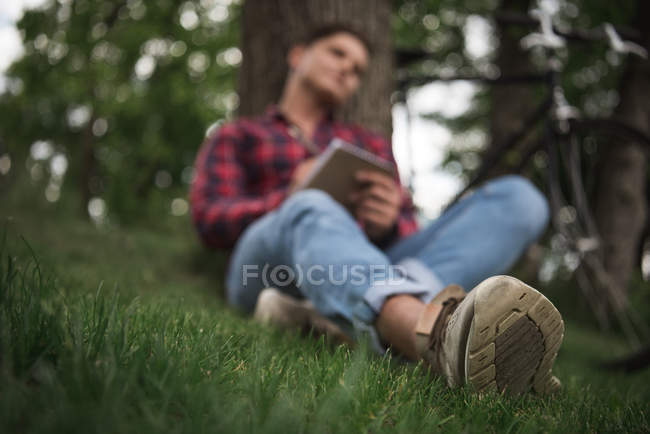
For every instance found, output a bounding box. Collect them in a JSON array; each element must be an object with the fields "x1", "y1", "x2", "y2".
[{"x1": 290, "y1": 32, "x2": 369, "y2": 107}]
